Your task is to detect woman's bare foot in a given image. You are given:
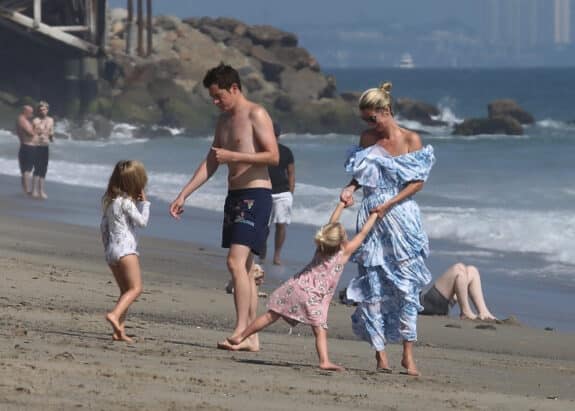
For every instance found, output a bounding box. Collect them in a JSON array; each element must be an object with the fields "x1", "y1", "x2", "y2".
[
  {"x1": 272, "y1": 259, "x2": 282, "y2": 265},
  {"x1": 319, "y1": 362, "x2": 345, "y2": 372},
  {"x1": 375, "y1": 351, "x2": 390, "y2": 370},
  {"x1": 401, "y1": 358, "x2": 420, "y2": 377}
]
